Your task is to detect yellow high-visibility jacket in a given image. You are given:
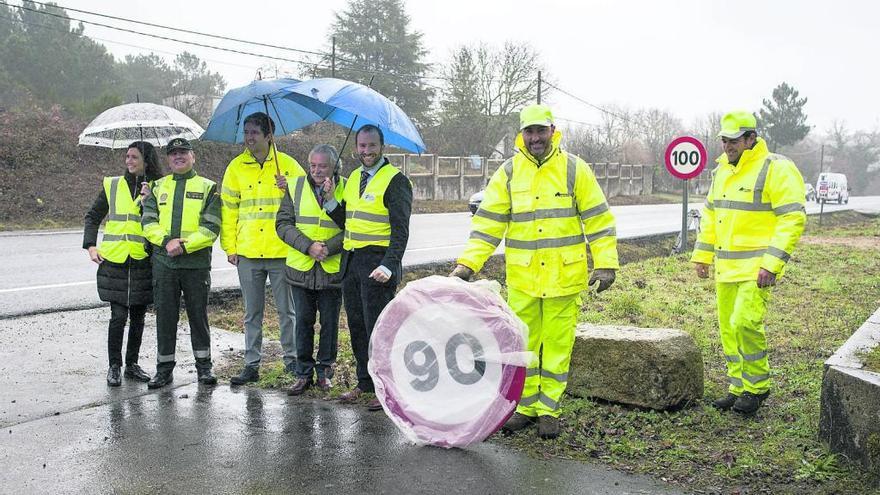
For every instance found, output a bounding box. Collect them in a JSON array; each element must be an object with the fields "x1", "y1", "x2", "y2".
[
  {"x1": 691, "y1": 138, "x2": 806, "y2": 282},
  {"x1": 220, "y1": 145, "x2": 305, "y2": 258},
  {"x1": 458, "y1": 130, "x2": 619, "y2": 298},
  {"x1": 99, "y1": 176, "x2": 148, "y2": 263}
]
